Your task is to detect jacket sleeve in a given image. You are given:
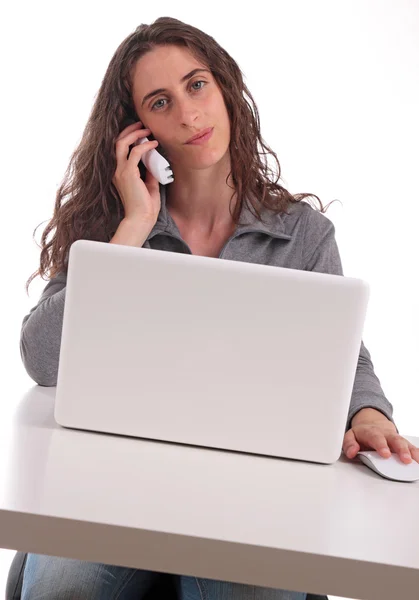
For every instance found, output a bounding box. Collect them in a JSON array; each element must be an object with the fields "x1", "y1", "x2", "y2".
[
  {"x1": 303, "y1": 212, "x2": 396, "y2": 432},
  {"x1": 20, "y1": 271, "x2": 67, "y2": 386}
]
